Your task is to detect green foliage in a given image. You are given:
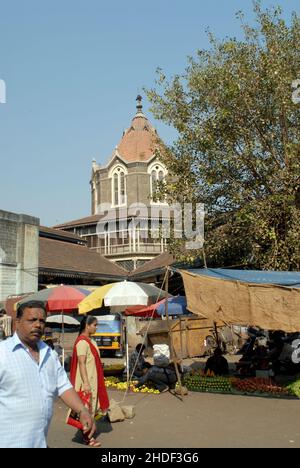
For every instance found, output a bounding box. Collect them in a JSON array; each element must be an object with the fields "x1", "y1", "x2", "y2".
[{"x1": 146, "y1": 1, "x2": 300, "y2": 270}]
